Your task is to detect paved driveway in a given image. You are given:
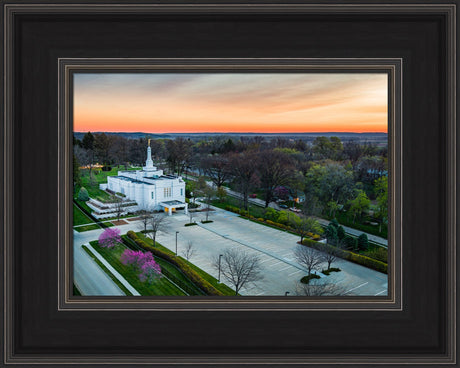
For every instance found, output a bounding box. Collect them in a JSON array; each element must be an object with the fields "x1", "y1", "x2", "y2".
[{"x1": 156, "y1": 207, "x2": 388, "y2": 296}]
